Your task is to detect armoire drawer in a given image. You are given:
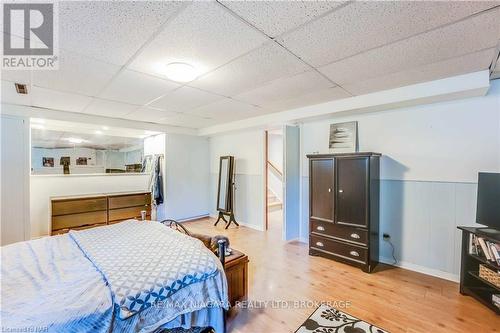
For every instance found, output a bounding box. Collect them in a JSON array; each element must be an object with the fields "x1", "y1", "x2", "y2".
[
  {"x1": 310, "y1": 219, "x2": 368, "y2": 245},
  {"x1": 310, "y1": 235, "x2": 368, "y2": 264}
]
